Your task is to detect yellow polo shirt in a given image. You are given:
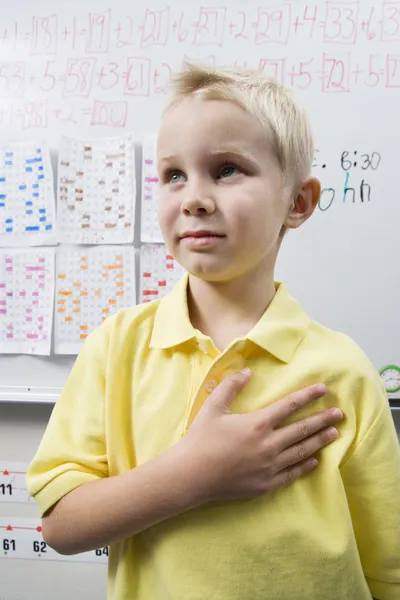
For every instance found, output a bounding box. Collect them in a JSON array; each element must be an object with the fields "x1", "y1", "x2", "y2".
[{"x1": 27, "y1": 275, "x2": 400, "y2": 600}]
